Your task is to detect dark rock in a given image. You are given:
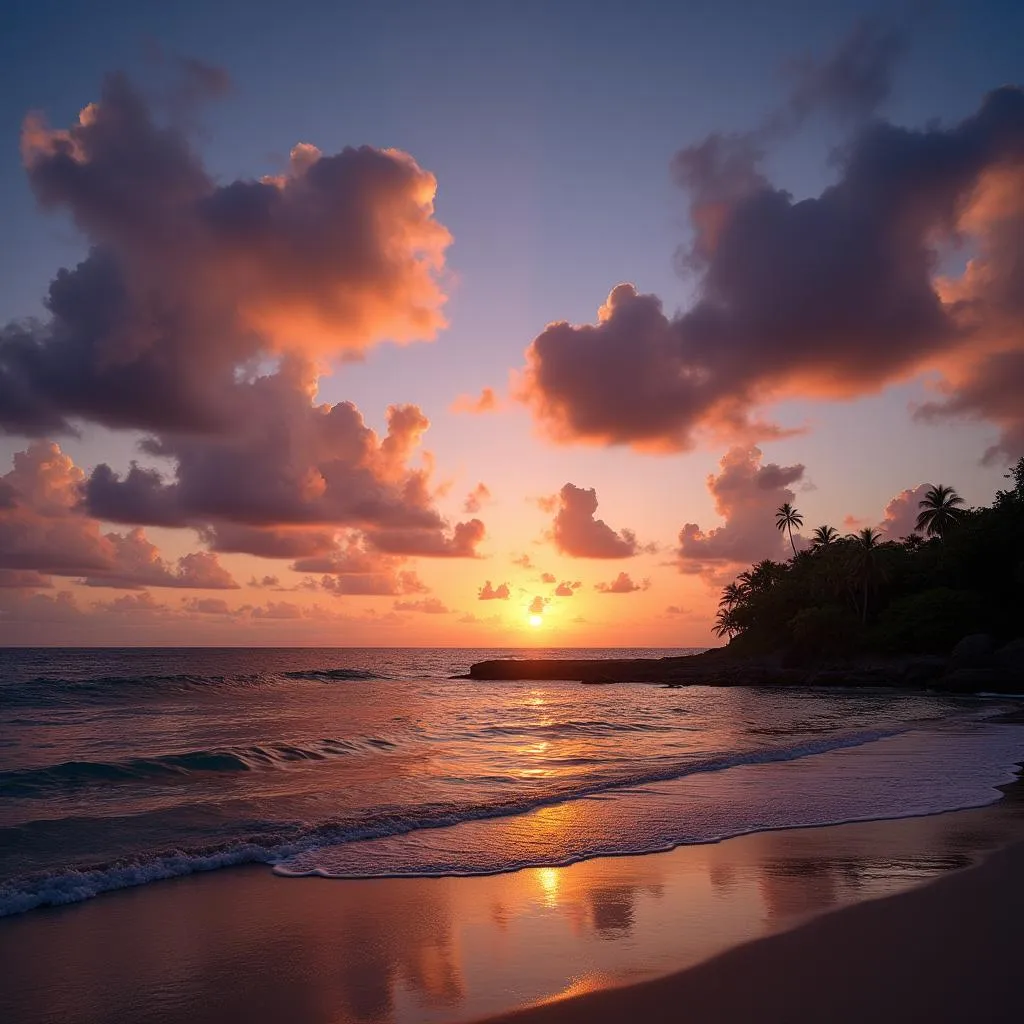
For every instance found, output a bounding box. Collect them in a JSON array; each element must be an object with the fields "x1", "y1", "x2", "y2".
[
  {"x1": 900, "y1": 656, "x2": 948, "y2": 686},
  {"x1": 949, "y1": 634, "x2": 995, "y2": 669},
  {"x1": 995, "y1": 638, "x2": 1024, "y2": 676},
  {"x1": 941, "y1": 668, "x2": 1001, "y2": 692}
]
